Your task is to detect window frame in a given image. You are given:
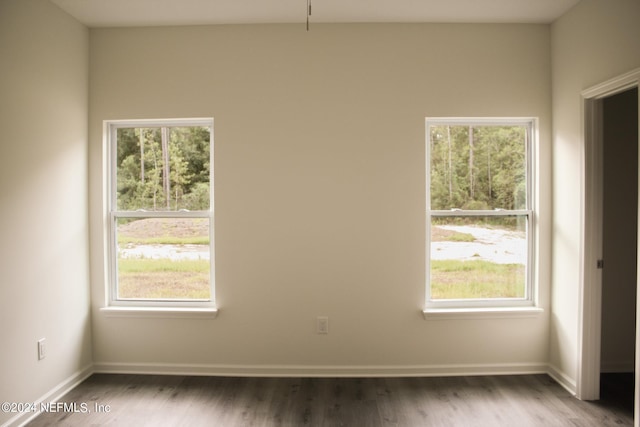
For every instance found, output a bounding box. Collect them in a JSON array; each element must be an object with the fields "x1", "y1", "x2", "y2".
[
  {"x1": 105, "y1": 118, "x2": 215, "y2": 309},
  {"x1": 424, "y1": 117, "x2": 537, "y2": 310}
]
